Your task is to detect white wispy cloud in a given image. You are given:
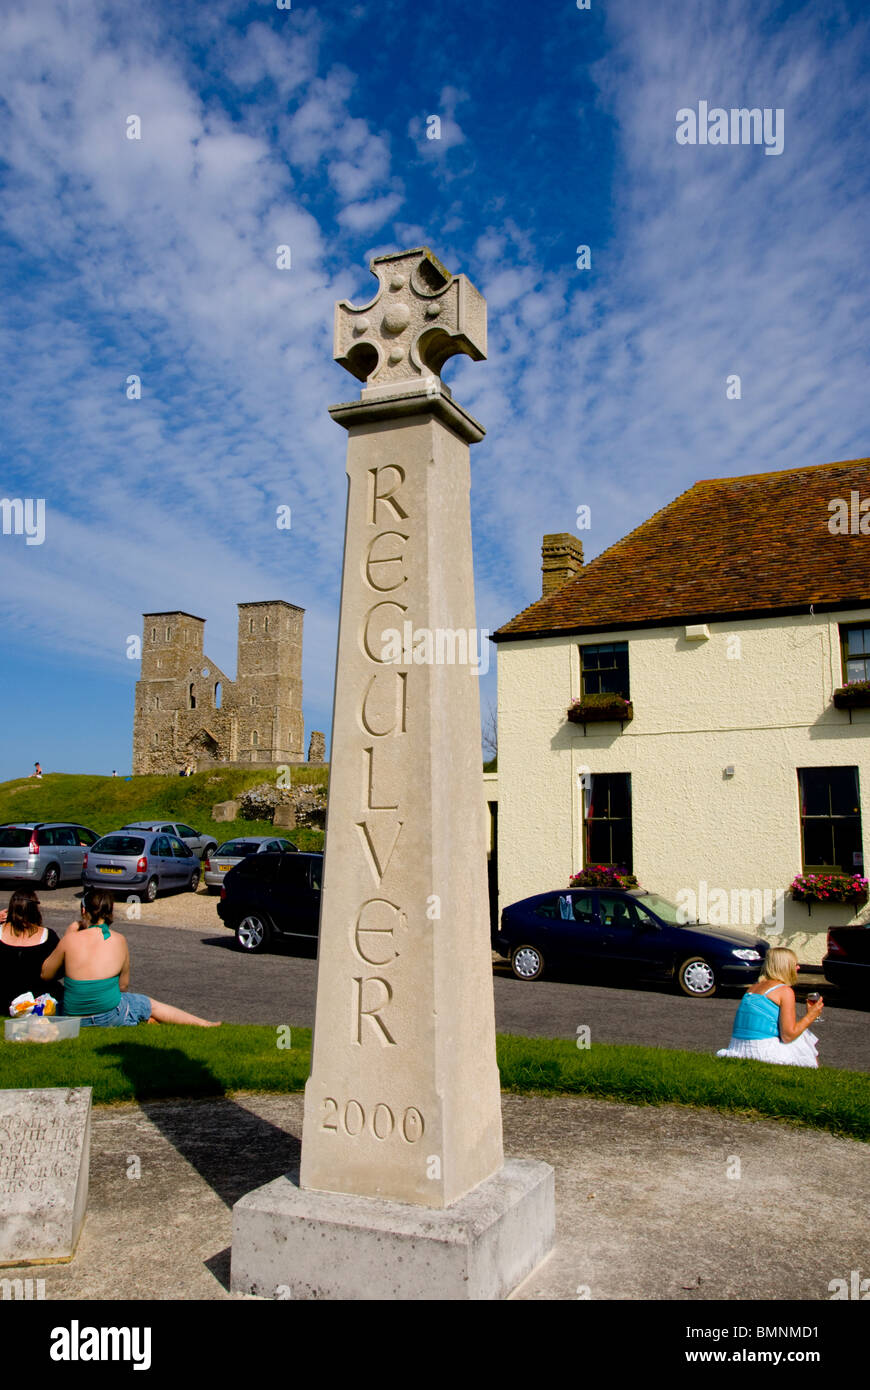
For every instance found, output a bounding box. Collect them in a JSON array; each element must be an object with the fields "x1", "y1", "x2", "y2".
[{"x1": 407, "y1": 85, "x2": 469, "y2": 158}]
